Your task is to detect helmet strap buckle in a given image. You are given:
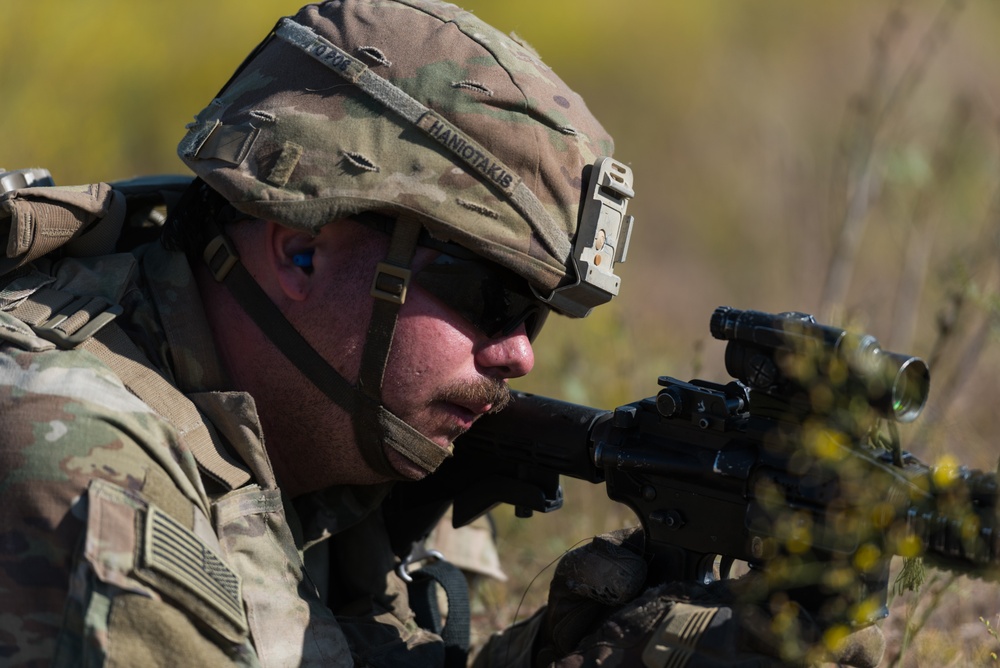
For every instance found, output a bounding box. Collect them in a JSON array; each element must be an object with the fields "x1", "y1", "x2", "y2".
[
  {"x1": 203, "y1": 233, "x2": 240, "y2": 282},
  {"x1": 370, "y1": 262, "x2": 412, "y2": 305}
]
